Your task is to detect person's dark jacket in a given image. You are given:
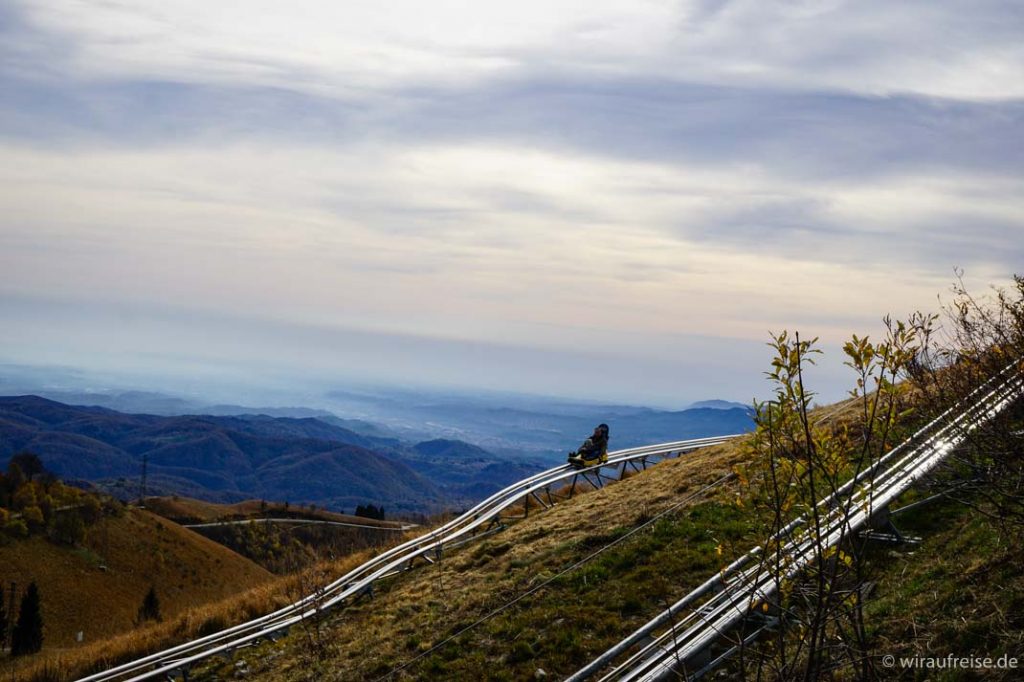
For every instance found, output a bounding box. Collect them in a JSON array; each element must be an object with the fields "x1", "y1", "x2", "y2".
[{"x1": 577, "y1": 432, "x2": 608, "y2": 459}]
